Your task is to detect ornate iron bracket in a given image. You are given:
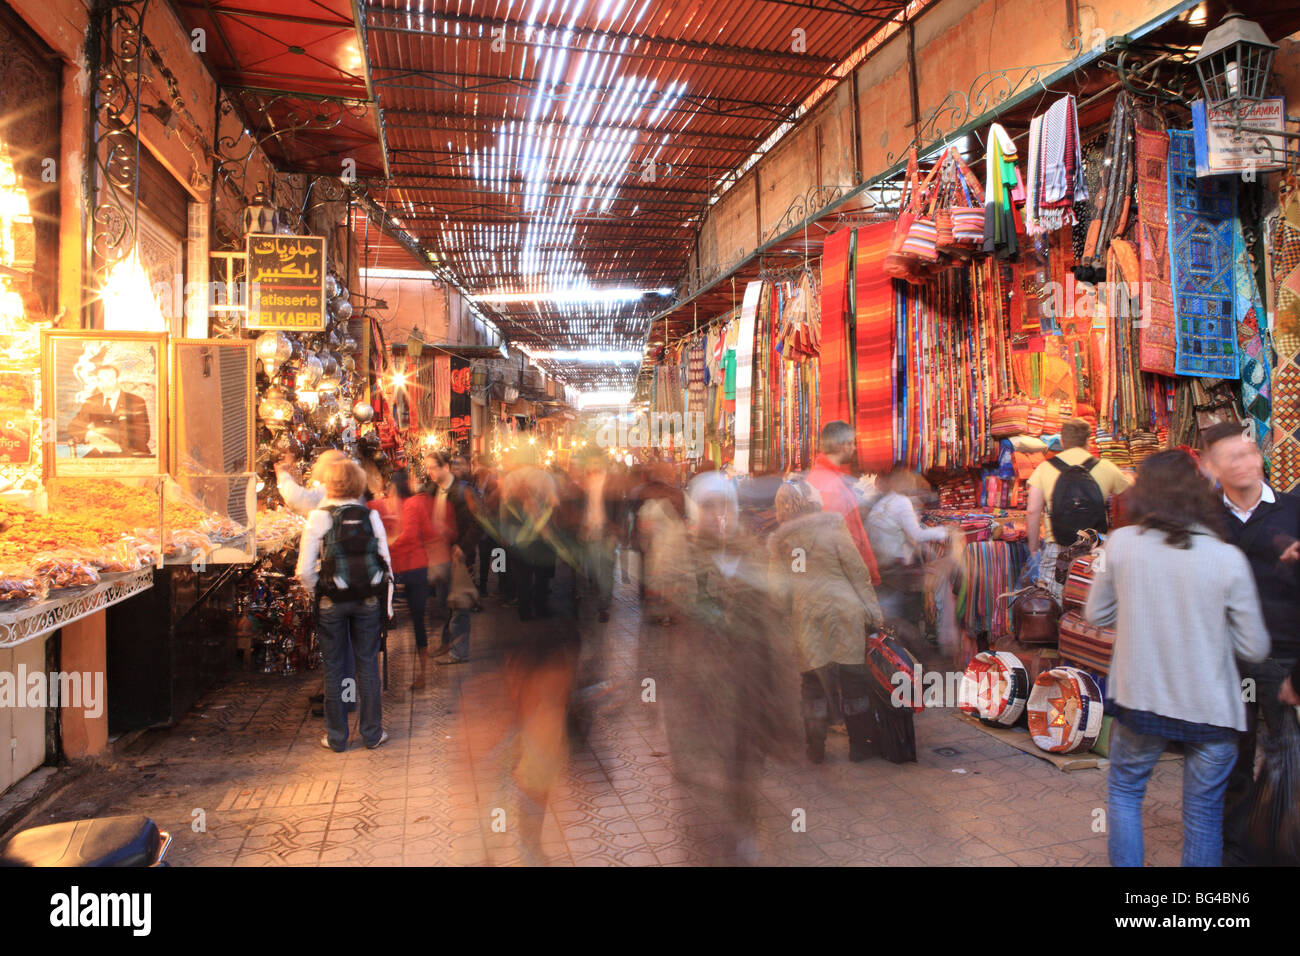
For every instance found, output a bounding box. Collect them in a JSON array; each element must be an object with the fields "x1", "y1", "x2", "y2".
[{"x1": 90, "y1": 0, "x2": 151, "y2": 286}]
